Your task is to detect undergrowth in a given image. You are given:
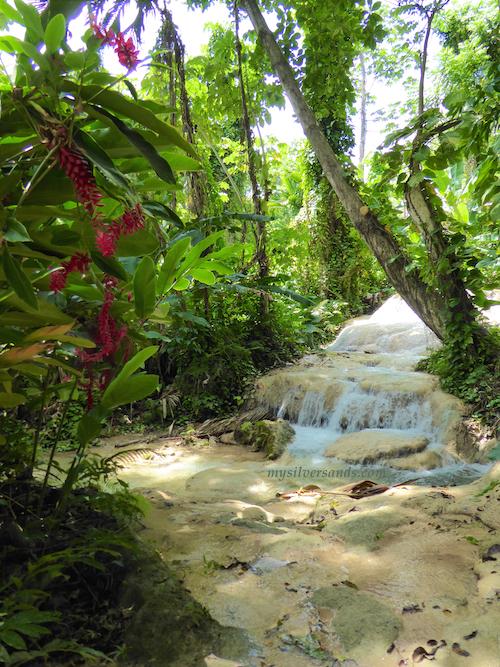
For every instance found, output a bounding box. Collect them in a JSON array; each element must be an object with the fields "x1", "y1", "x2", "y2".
[
  {"x1": 0, "y1": 451, "x2": 149, "y2": 666},
  {"x1": 416, "y1": 338, "x2": 500, "y2": 432}
]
